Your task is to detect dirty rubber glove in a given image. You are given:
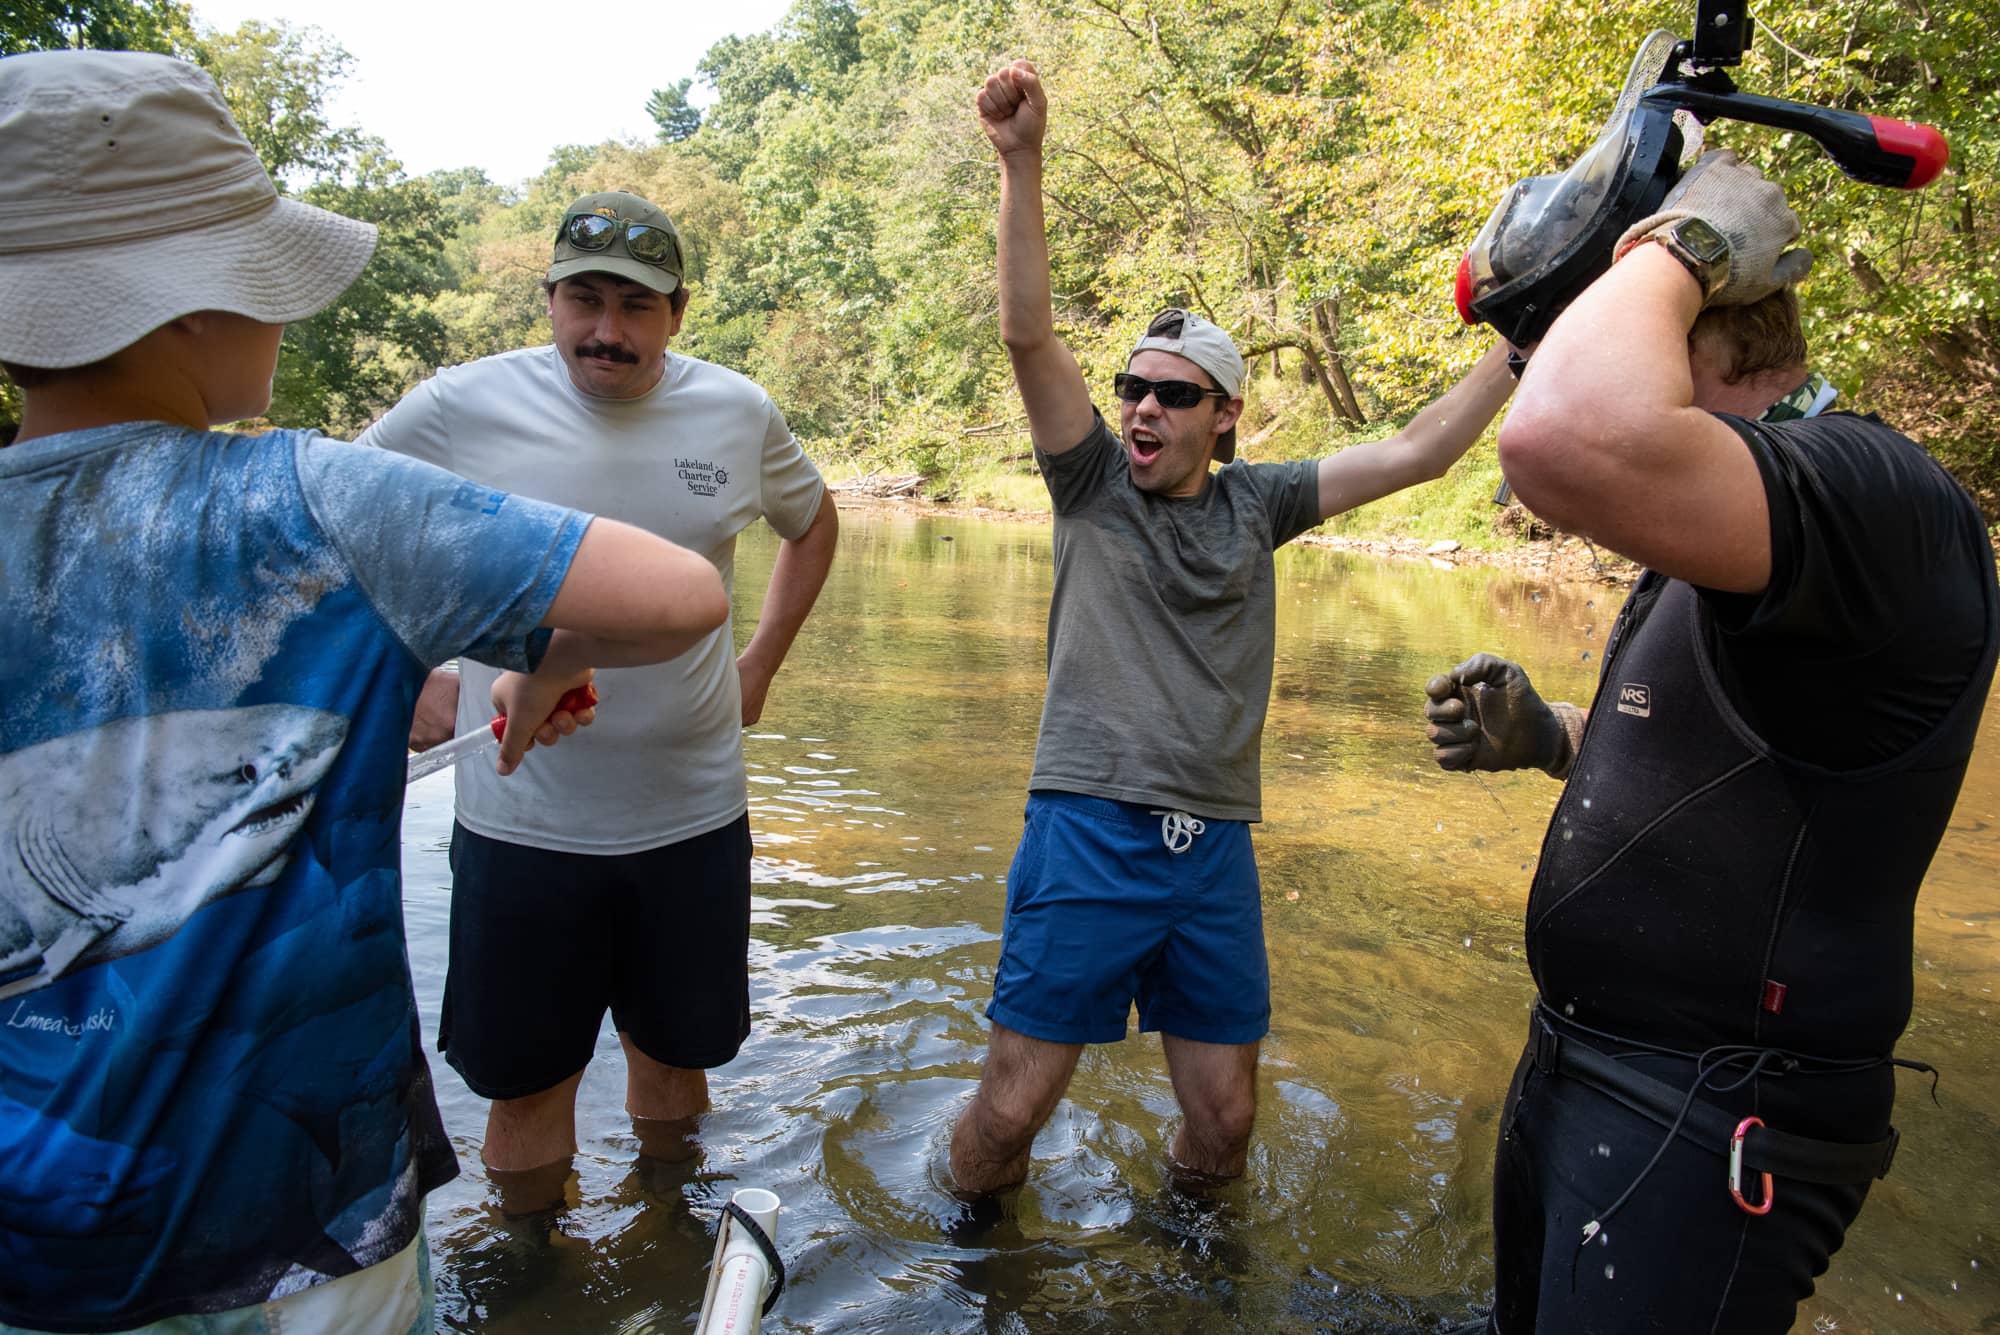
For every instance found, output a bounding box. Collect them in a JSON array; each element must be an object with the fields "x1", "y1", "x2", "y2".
[
  {"x1": 1616, "y1": 150, "x2": 1814, "y2": 307},
  {"x1": 1424, "y1": 653, "x2": 1586, "y2": 779}
]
